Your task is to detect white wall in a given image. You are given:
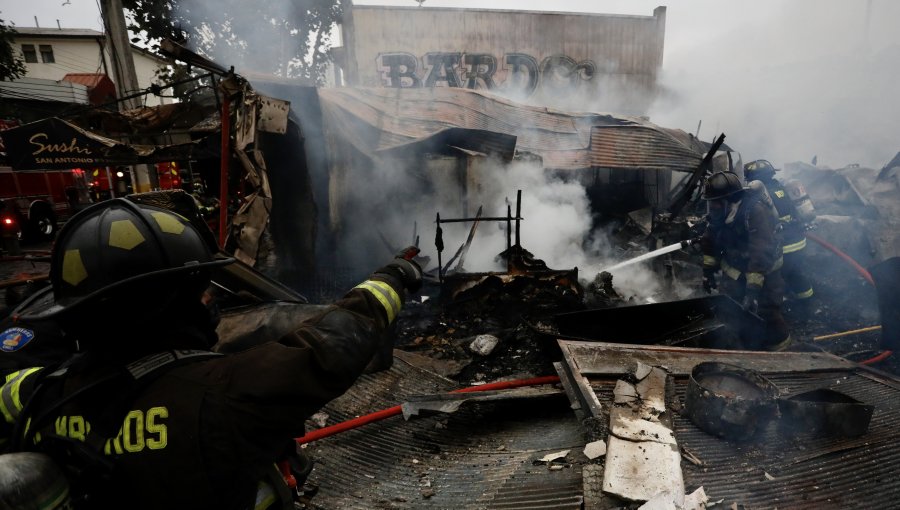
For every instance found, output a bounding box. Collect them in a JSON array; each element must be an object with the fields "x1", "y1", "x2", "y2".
[{"x1": 13, "y1": 30, "x2": 170, "y2": 107}]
